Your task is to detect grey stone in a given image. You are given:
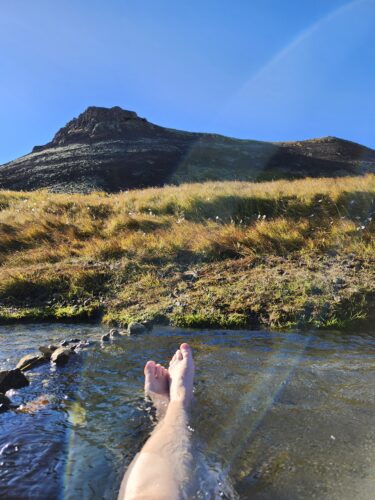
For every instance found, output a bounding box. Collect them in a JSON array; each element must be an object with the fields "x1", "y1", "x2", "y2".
[
  {"x1": 74, "y1": 340, "x2": 95, "y2": 350},
  {"x1": 51, "y1": 347, "x2": 73, "y2": 366},
  {"x1": 39, "y1": 345, "x2": 58, "y2": 359},
  {"x1": 60, "y1": 338, "x2": 80, "y2": 347}
]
